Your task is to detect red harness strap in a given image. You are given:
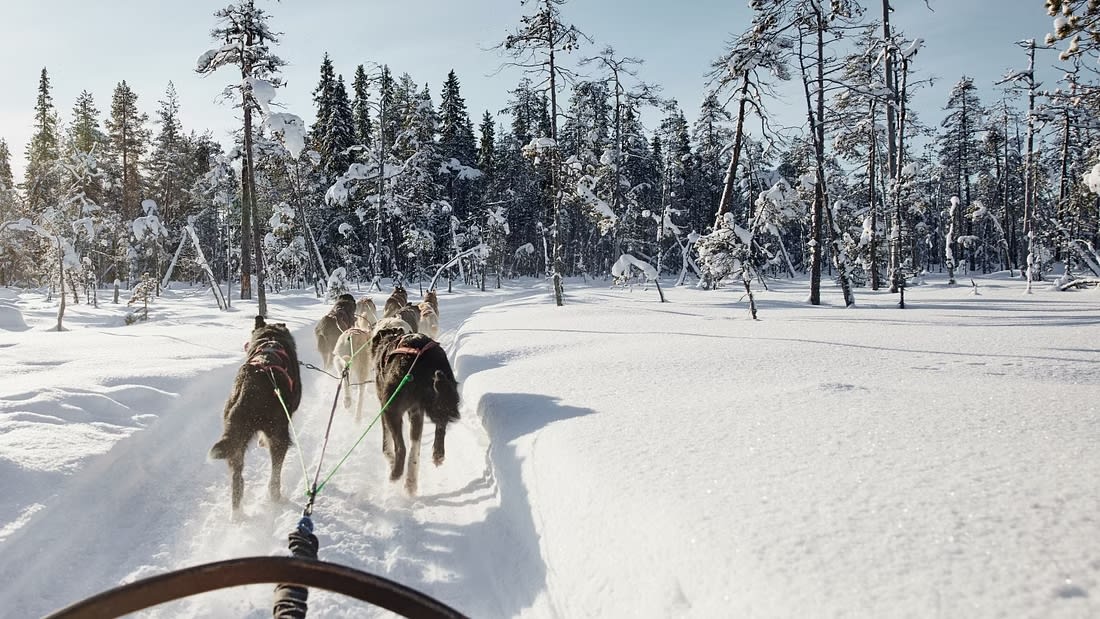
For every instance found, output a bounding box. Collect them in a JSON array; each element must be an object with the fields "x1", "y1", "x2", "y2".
[
  {"x1": 248, "y1": 339, "x2": 295, "y2": 394},
  {"x1": 387, "y1": 337, "x2": 438, "y2": 361}
]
